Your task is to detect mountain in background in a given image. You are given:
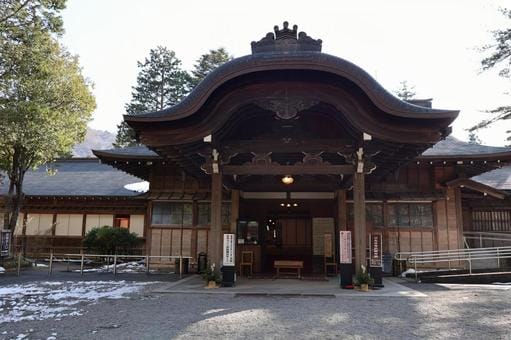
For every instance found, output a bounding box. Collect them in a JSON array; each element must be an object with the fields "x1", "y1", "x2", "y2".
[{"x1": 72, "y1": 127, "x2": 115, "y2": 157}]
